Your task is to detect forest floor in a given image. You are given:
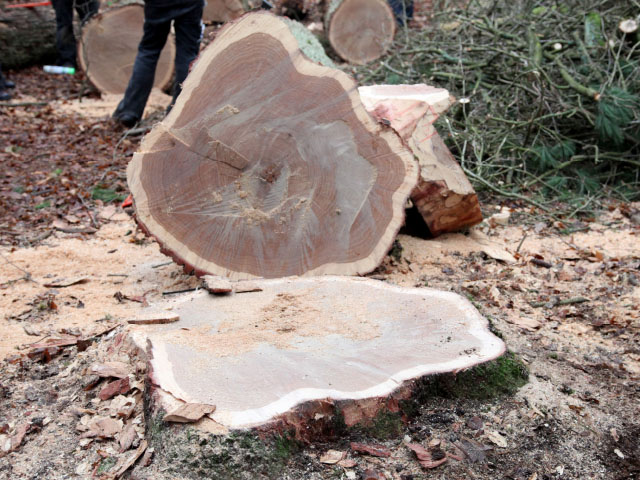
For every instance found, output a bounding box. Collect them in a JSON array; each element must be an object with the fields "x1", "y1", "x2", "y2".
[{"x1": 1, "y1": 68, "x2": 639, "y2": 480}]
